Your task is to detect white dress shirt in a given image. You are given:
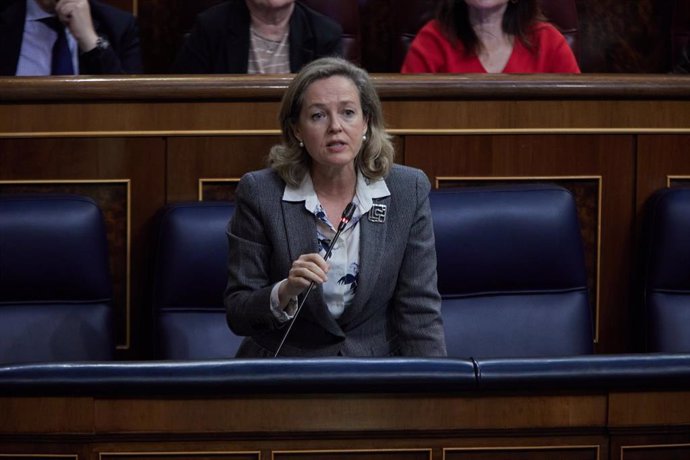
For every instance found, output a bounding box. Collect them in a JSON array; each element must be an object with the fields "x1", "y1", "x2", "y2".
[
  {"x1": 16, "y1": 0, "x2": 79, "y2": 76},
  {"x1": 270, "y1": 169, "x2": 391, "y2": 321}
]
